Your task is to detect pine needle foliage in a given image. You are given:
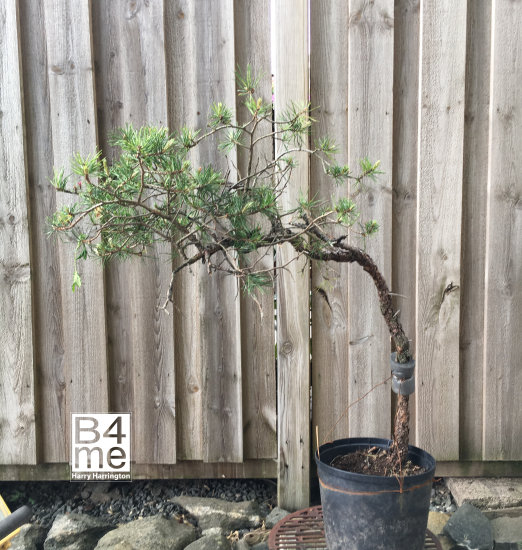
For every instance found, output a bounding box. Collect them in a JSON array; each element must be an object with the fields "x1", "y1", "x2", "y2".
[{"x1": 49, "y1": 67, "x2": 382, "y2": 301}]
